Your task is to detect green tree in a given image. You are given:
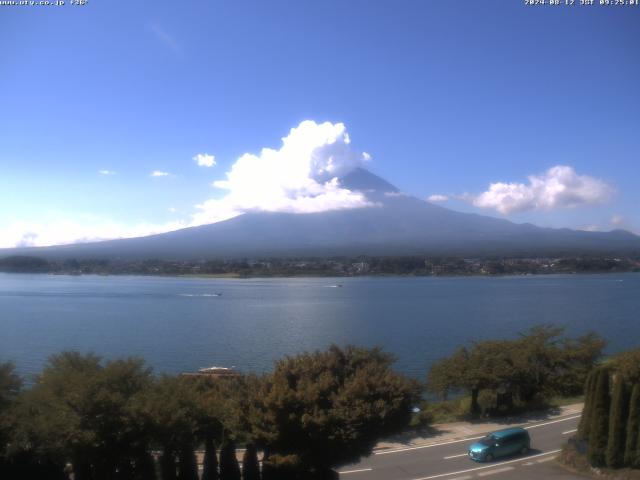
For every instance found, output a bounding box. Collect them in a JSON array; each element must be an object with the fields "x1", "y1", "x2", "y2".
[
  {"x1": 242, "y1": 444, "x2": 260, "y2": 480},
  {"x1": 253, "y1": 345, "x2": 420, "y2": 476},
  {"x1": 5, "y1": 352, "x2": 155, "y2": 479},
  {"x1": 178, "y1": 444, "x2": 198, "y2": 480},
  {"x1": 606, "y1": 376, "x2": 628, "y2": 468},
  {"x1": 201, "y1": 438, "x2": 219, "y2": 480},
  {"x1": 219, "y1": 440, "x2": 241, "y2": 480},
  {"x1": 588, "y1": 368, "x2": 610, "y2": 467},
  {"x1": 577, "y1": 369, "x2": 596, "y2": 441},
  {"x1": 624, "y1": 384, "x2": 640, "y2": 468},
  {"x1": 612, "y1": 349, "x2": 640, "y2": 384},
  {"x1": 426, "y1": 326, "x2": 604, "y2": 417}
]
